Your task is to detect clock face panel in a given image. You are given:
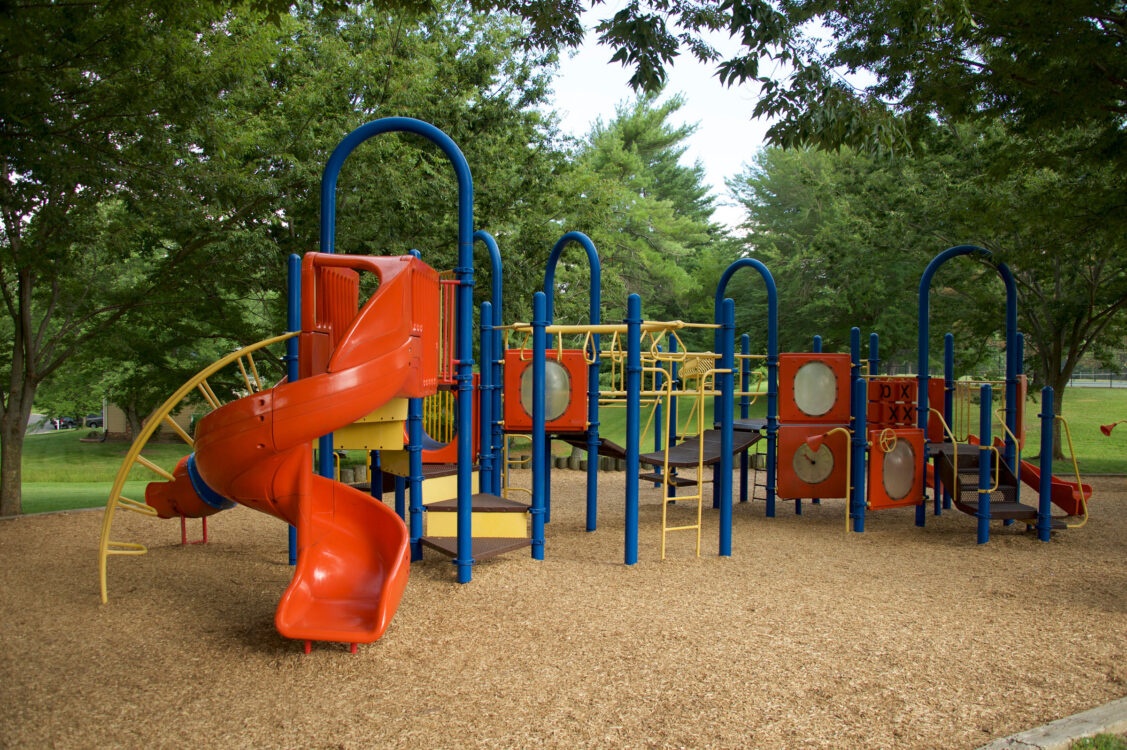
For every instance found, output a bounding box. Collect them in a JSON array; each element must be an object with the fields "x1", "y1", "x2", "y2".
[
  {"x1": 776, "y1": 424, "x2": 849, "y2": 499},
  {"x1": 792, "y1": 443, "x2": 835, "y2": 485}
]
